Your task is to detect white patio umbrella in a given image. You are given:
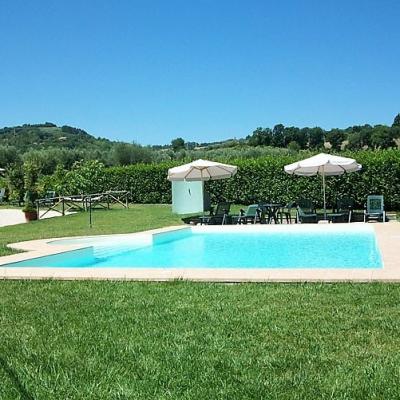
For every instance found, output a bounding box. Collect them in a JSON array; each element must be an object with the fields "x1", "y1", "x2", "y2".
[
  {"x1": 167, "y1": 159, "x2": 237, "y2": 181},
  {"x1": 284, "y1": 153, "x2": 362, "y2": 218}
]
